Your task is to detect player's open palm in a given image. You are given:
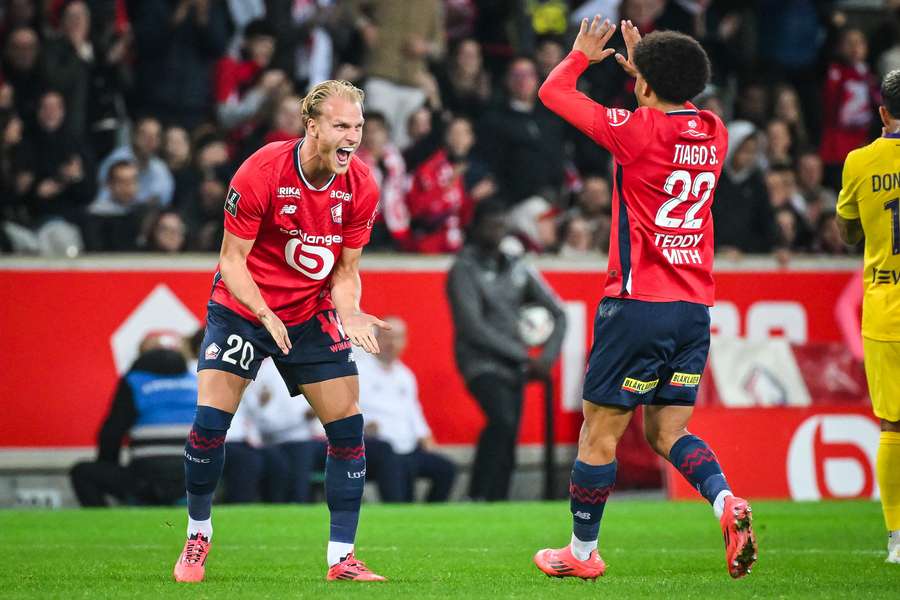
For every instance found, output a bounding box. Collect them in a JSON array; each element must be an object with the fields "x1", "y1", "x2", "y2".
[
  {"x1": 342, "y1": 312, "x2": 391, "y2": 354},
  {"x1": 615, "y1": 20, "x2": 642, "y2": 77},
  {"x1": 573, "y1": 15, "x2": 617, "y2": 64}
]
